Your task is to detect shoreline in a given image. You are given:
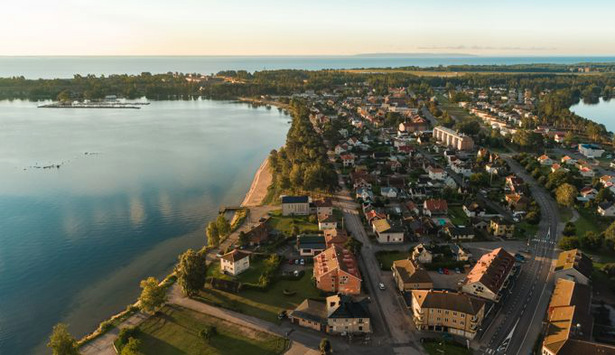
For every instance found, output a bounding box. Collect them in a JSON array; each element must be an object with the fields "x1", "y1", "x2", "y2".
[{"x1": 241, "y1": 157, "x2": 272, "y2": 207}]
